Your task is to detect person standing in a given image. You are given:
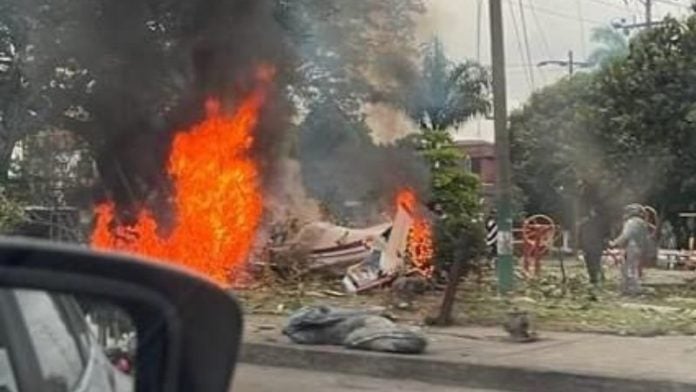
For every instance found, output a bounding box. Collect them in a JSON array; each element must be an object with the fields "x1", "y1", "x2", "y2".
[
  {"x1": 578, "y1": 209, "x2": 608, "y2": 285},
  {"x1": 610, "y1": 204, "x2": 651, "y2": 295}
]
